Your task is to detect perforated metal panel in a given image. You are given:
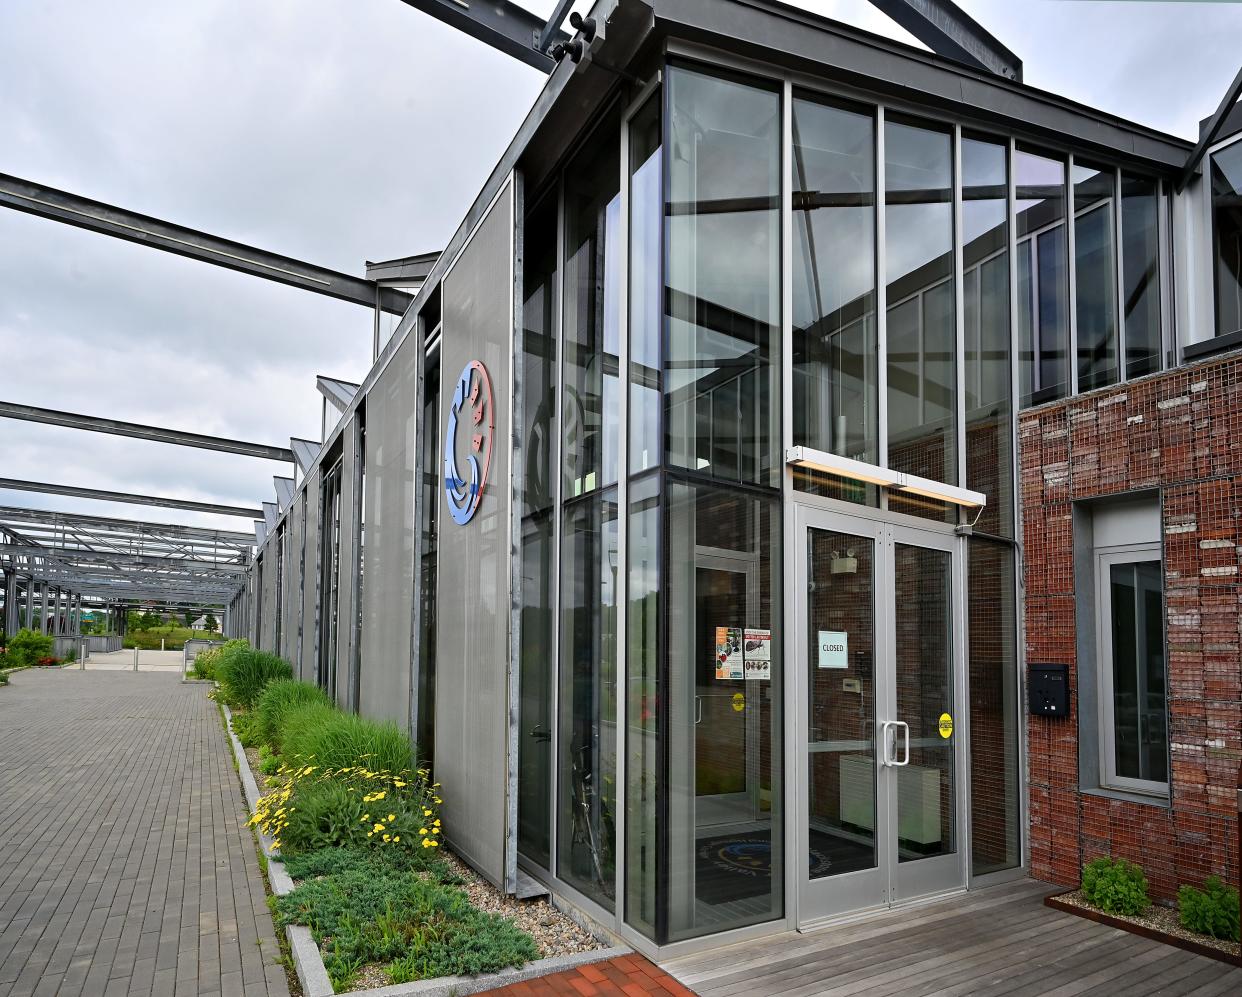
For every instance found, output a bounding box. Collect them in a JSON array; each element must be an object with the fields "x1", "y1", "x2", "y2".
[
  {"x1": 285, "y1": 493, "x2": 304, "y2": 664},
  {"x1": 434, "y1": 177, "x2": 518, "y2": 892},
  {"x1": 261, "y1": 538, "x2": 278, "y2": 652},
  {"x1": 300, "y1": 468, "x2": 322, "y2": 682},
  {"x1": 358, "y1": 339, "x2": 419, "y2": 728},
  {"x1": 336, "y1": 416, "x2": 361, "y2": 711}
]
